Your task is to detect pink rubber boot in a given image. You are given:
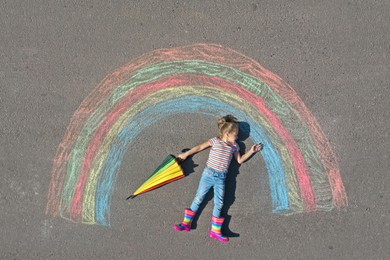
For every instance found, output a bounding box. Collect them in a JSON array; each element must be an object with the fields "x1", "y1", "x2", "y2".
[
  {"x1": 173, "y1": 208, "x2": 196, "y2": 232},
  {"x1": 209, "y1": 216, "x2": 229, "y2": 242}
]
